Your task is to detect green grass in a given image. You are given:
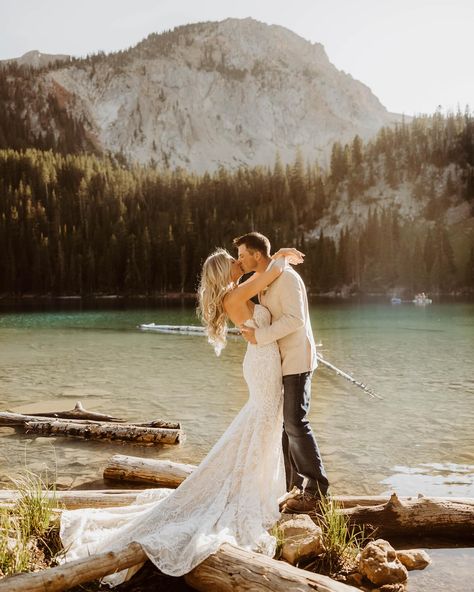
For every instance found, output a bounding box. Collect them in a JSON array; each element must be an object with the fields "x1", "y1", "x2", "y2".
[
  {"x1": 304, "y1": 496, "x2": 368, "y2": 577},
  {"x1": 0, "y1": 469, "x2": 59, "y2": 577},
  {"x1": 269, "y1": 522, "x2": 286, "y2": 560}
]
